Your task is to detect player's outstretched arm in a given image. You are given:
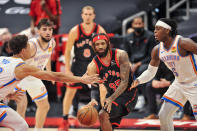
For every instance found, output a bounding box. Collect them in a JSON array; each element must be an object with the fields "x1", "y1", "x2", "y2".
[
  {"x1": 130, "y1": 45, "x2": 160, "y2": 89},
  {"x1": 15, "y1": 64, "x2": 100, "y2": 84}
]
